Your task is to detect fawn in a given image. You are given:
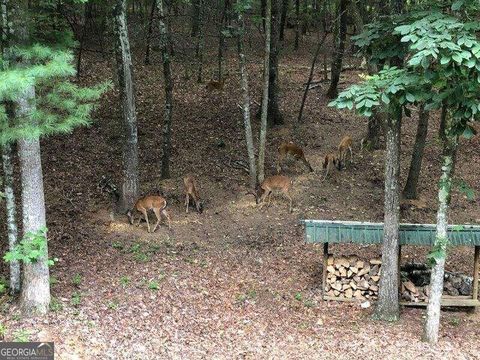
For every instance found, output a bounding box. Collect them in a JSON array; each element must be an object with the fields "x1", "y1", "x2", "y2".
[
  {"x1": 322, "y1": 153, "x2": 341, "y2": 181},
  {"x1": 127, "y1": 195, "x2": 171, "y2": 232},
  {"x1": 338, "y1": 135, "x2": 353, "y2": 167},
  {"x1": 206, "y1": 74, "x2": 228, "y2": 91},
  {"x1": 248, "y1": 175, "x2": 293, "y2": 212},
  {"x1": 183, "y1": 174, "x2": 203, "y2": 213},
  {"x1": 277, "y1": 142, "x2": 314, "y2": 173}
]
